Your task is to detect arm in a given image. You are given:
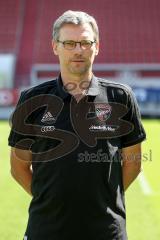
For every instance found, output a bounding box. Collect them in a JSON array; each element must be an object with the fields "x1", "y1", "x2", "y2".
[
  {"x1": 10, "y1": 147, "x2": 33, "y2": 196},
  {"x1": 122, "y1": 143, "x2": 142, "y2": 191}
]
